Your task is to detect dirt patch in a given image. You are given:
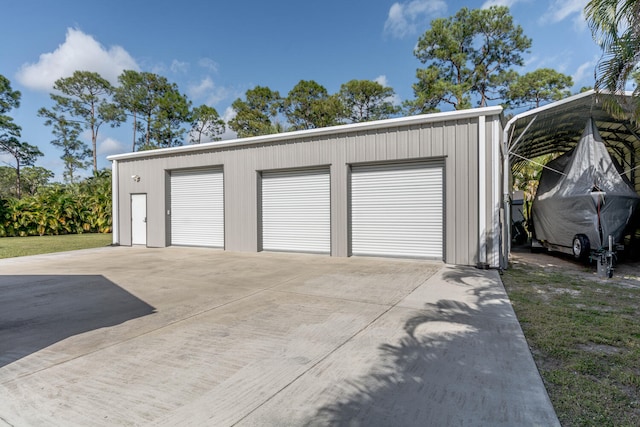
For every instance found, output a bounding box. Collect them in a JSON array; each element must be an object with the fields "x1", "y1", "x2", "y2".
[
  {"x1": 510, "y1": 245, "x2": 640, "y2": 289},
  {"x1": 576, "y1": 342, "x2": 623, "y2": 355},
  {"x1": 550, "y1": 288, "x2": 581, "y2": 296}
]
